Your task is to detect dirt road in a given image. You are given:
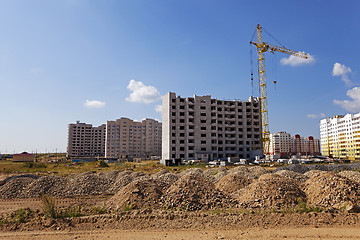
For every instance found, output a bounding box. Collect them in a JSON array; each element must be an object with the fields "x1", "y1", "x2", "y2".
[{"x1": 1, "y1": 227, "x2": 360, "y2": 240}]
